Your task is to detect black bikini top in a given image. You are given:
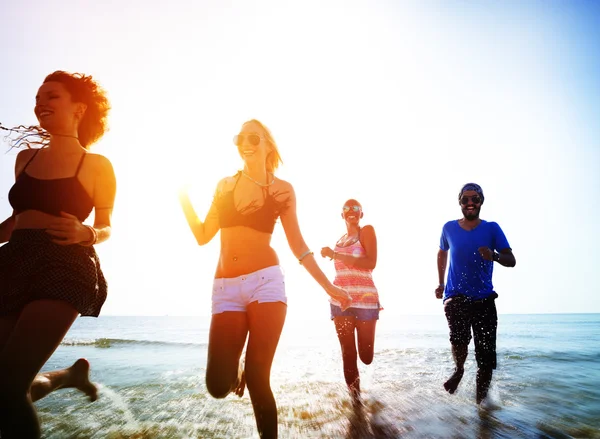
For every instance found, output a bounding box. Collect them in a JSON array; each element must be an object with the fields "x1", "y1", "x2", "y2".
[
  {"x1": 8, "y1": 149, "x2": 94, "y2": 222},
  {"x1": 215, "y1": 172, "x2": 289, "y2": 234}
]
